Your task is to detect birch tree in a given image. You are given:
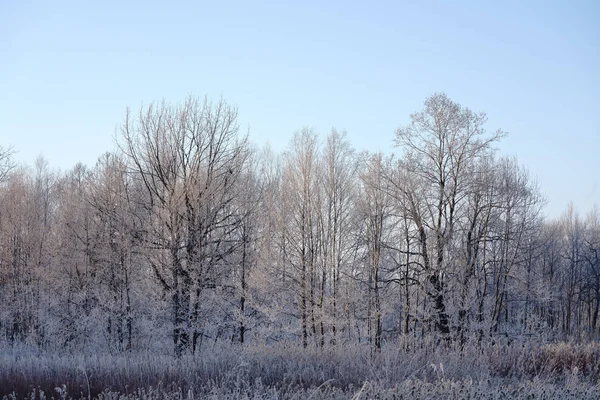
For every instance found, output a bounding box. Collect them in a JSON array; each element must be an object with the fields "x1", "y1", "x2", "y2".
[
  {"x1": 320, "y1": 130, "x2": 356, "y2": 344},
  {"x1": 280, "y1": 129, "x2": 321, "y2": 347},
  {"x1": 357, "y1": 152, "x2": 392, "y2": 350}
]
